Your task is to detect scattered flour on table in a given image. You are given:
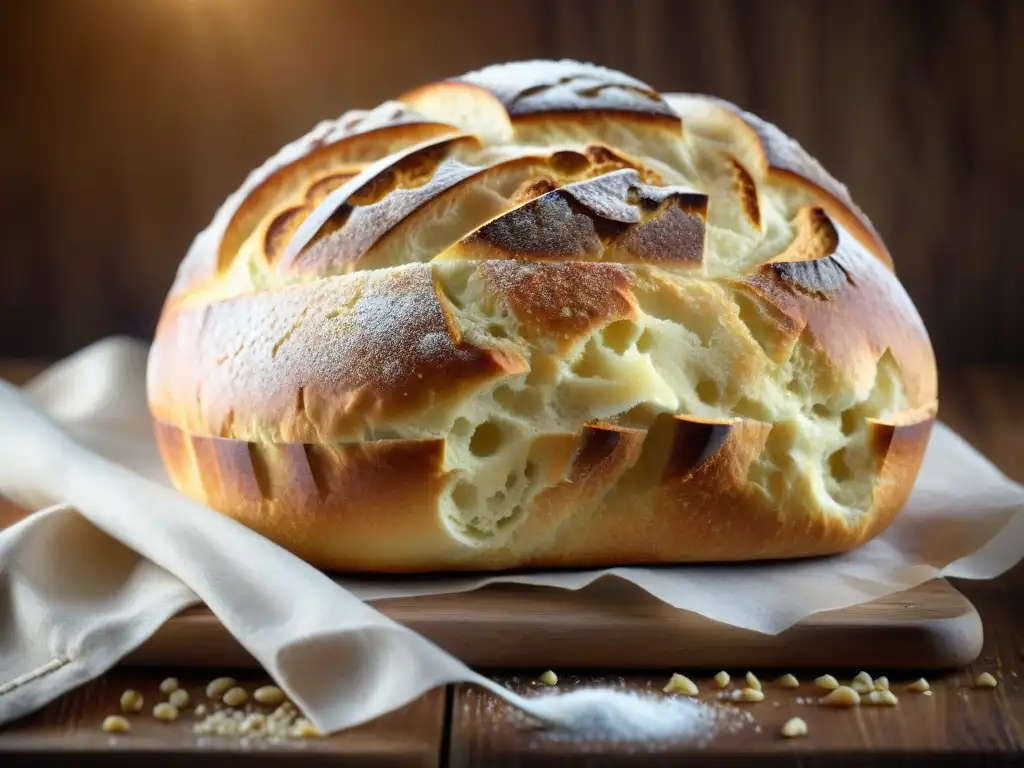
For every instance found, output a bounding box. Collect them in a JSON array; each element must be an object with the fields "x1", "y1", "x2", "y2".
[{"x1": 504, "y1": 687, "x2": 749, "y2": 744}]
